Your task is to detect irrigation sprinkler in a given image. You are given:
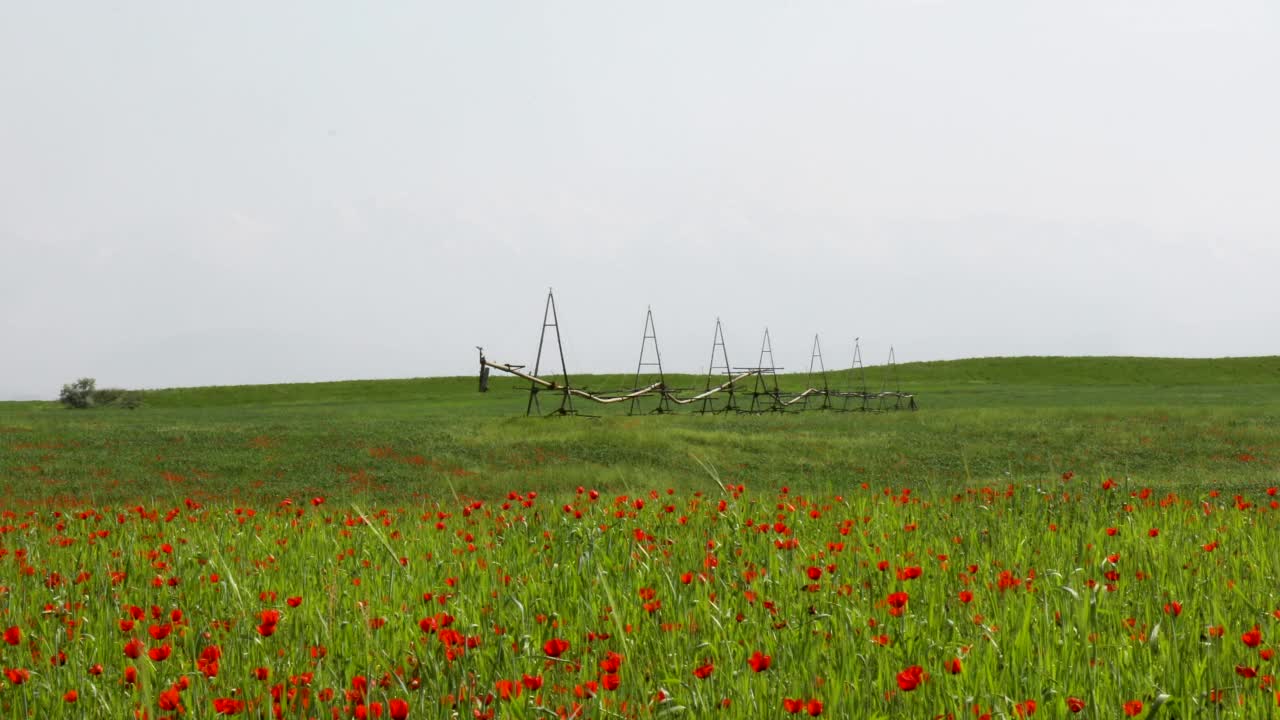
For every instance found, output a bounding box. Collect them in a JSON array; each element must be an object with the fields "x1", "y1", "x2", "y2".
[
  {"x1": 803, "y1": 334, "x2": 832, "y2": 411},
  {"x1": 526, "y1": 289, "x2": 575, "y2": 417},
  {"x1": 879, "y1": 346, "x2": 897, "y2": 412},
  {"x1": 837, "y1": 338, "x2": 869, "y2": 412},
  {"x1": 744, "y1": 328, "x2": 784, "y2": 413},
  {"x1": 629, "y1": 307, "x2": 673, "y2": 415},
  {"x1": 867, "y1": 346, "x2": 917, "y2": 411},
  {"x1": 698, "y1": 318, "x2": 736, "y2": 414},
  {"x1": 476, "y1": 292, "x2": 917, "y2": 415}
]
